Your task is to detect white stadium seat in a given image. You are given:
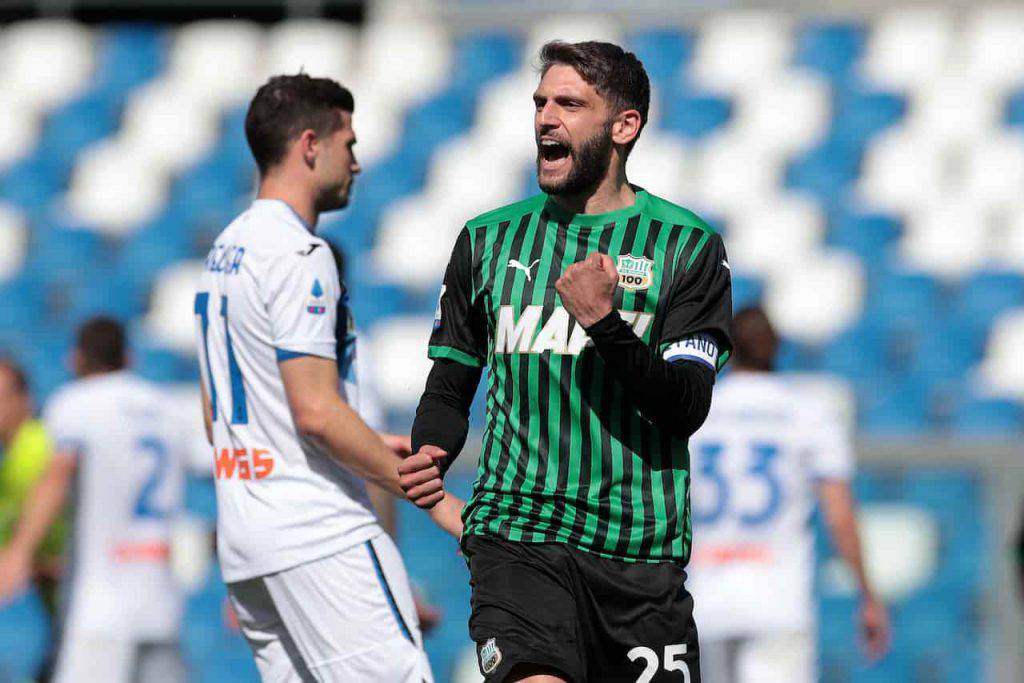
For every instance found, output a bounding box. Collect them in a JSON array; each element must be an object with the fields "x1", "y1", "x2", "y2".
[
  {"x1": 729, "y1": 70, "x2": 831, "y2": 157},
  {"x1": 627, "y1": 132, "x2": 693, "y2": 206},
  {"x1": 170, "y1": 21, "x2": 264, "y2": 111},
  {"x1": 0, "y1": 96, "x2": 40, "y2": 170},
  {"x1": 525, "y1": 15, "x2": 622, "y2": 63},
  {"x1": 859, "y1": 126, "x2": 946, "y2": 214},
  {"x1": 764, "y1": 250, "x2": 865, "y2": 344},
  {"x1": 262, "y1": 20, "x2": 357, "y2": 82},
  {"x1": 907, "y1": 68, "x2": 1001, "y2": 147},
  {"x1": 0, "y1": 204, "x2": 27, "y2": 282},
  {"x1": 693, "y1": 131, "x2": 783, "y2": 217},
  {"x1": 861, "y1": 7, "x2": 953, "y2": 92},
  {"x1": 426, "y1": 133, "x2": 524, "y2": 220},
  {"x1": 363, "y1": 316, "x2": 435, "y2": 410},
  {"x1": 691, "y1": 11, "x2": 792, "y2": 95},
  {"x1": 900, "y1": 201, "x2": 990, "y2": 279},
  {"x1": 358, "y1": 19, "x2": 451, "y2": 110},
  {"x1": 145, "y1": 261, "x2": 208, "y2": 354},
  {"x1": 473, "y1": 71, "x2": 538, "y2": 167},
  {"x1": 961, "y1": 132, "x2": 1024, "y2": 210},
  {"x1": 346, "y1": 85, "x2": 402, "y2": 167},
  {"x1": 977, "y1": 308, "x2": 1024, "y2": 399},
  {"x1": 726, "y1": 194, "x2": 825, "y2": 277},
  {"x1": 373, "y1": 194, "x2": 461, "y2": 291},
  {"x1": 963, "y1": 5, "x2": 1024, "y2": 93},
  {"x1": 998, "y1": 205, "x2": 1024, "y2": 272},
  {"x1": 0, "y1": 20, "x2": 94, "y2": 113},
  {"x1": 67, "y1": 140, "x2": 168, "y2": 234},
  {"x1": 120, "y1": 80, "x2": 219, "y2": 175}
]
